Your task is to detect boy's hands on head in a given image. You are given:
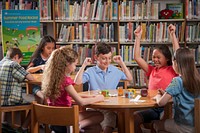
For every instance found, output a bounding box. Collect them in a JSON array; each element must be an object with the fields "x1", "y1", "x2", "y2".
[
  {"x1": 113, "y1": 55, "x2": 123, "y2": 65},
  {"x1": 134, "y1": 25, "x2": 142, "y2": 39},
  {"x1": 168, "y1": 24, "x2": 176, "y2": 35},
  {"x1": 83, "y1": 57, "x2": 92, "y2": 66}
]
